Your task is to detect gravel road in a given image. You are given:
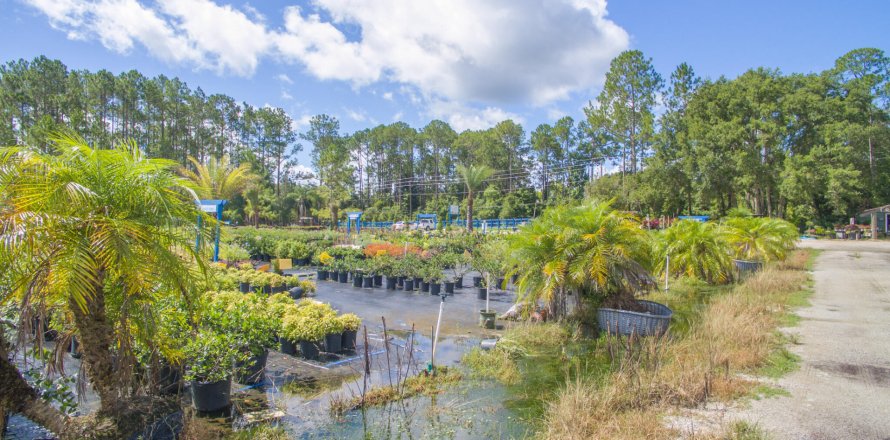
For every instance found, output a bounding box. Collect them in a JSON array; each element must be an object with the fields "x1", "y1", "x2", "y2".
[{"x1": 733, "y1": 240, "x2": 890, "y2": 439}]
